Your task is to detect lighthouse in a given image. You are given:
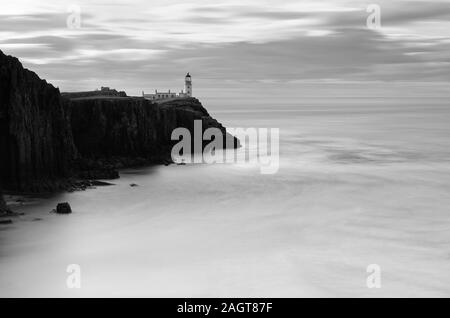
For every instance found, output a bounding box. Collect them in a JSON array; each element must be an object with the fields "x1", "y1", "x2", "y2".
[
  {"x1": 142, "y1": 73, "x2": 193, "y2": 101},
  {"x1": 184, "y1": 73, "x2": 192, "y2": 97}
]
